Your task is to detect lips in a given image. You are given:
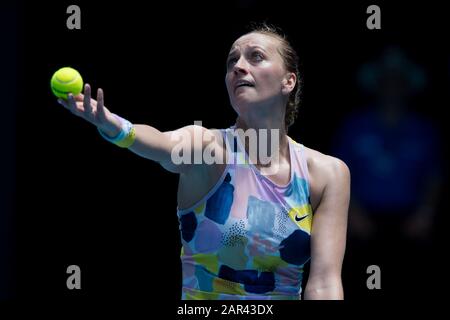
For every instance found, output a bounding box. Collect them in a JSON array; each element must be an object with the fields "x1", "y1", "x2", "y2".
[{"x1": 234, "y1": 79, "x2": 255, "y2": 92}]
